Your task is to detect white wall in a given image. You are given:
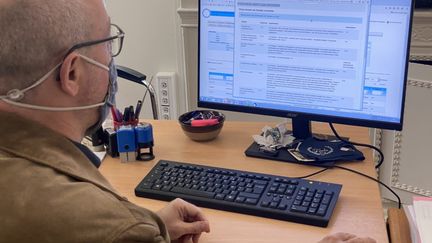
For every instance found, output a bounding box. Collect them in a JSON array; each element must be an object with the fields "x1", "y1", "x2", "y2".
[
  {"x1": 106, "y1": 0, "x2": 281, "y2": 122},
  {"x1": 105, "y1": 0, "x2": 186, "y2": 119}
]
